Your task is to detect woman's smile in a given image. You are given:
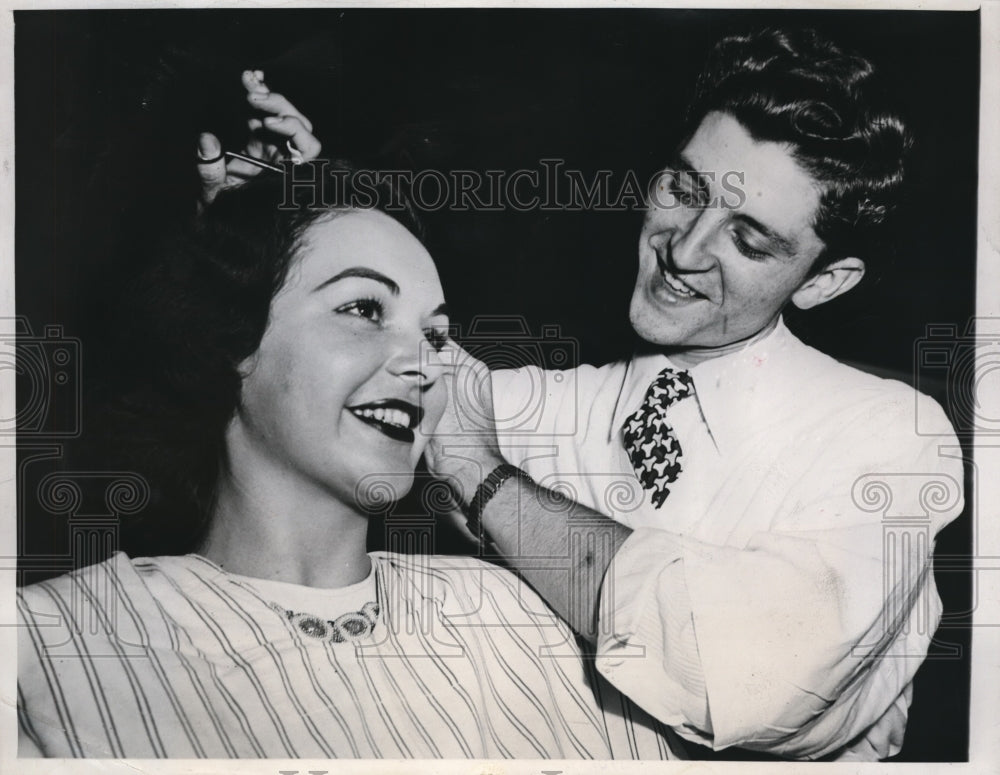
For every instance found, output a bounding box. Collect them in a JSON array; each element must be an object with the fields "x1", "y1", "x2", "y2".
[{"x1": 347, "y1": 398, "x2": 425, "y2": 443}]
